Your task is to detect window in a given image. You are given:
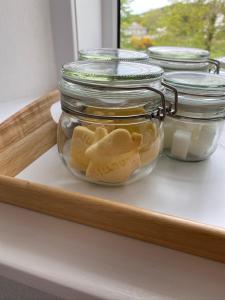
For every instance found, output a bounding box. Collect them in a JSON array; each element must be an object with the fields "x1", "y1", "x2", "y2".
[{"x1": 119, "y1": 0, "x2": 225, "y2": 57}]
